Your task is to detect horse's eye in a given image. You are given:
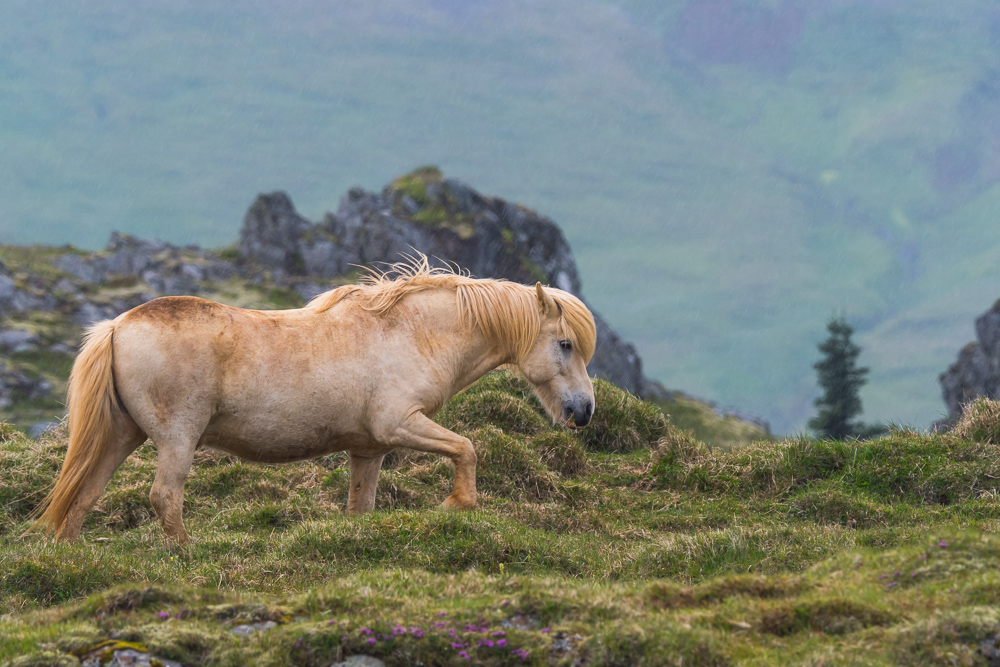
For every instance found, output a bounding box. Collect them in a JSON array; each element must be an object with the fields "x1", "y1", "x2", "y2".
[{"x1": 559, "y1": 340, "x2": 573, "y2": 352}]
